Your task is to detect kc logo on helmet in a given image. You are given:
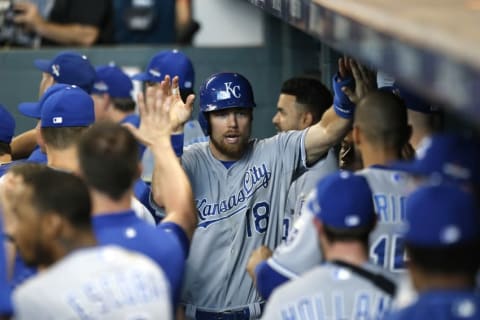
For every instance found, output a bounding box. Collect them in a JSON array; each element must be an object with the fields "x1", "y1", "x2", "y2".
[{"x1": 224, "y1": 82, "x2": 241, "y2": 98}]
